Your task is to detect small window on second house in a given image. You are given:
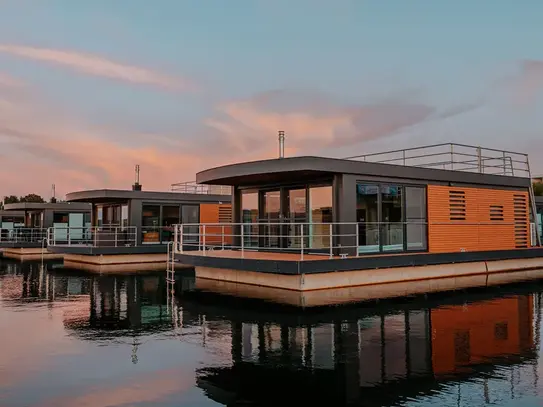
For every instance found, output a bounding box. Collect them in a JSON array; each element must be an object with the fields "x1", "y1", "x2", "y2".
[{"x1": 490, "y1": 205, "x2": 504, "y2": 221}]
